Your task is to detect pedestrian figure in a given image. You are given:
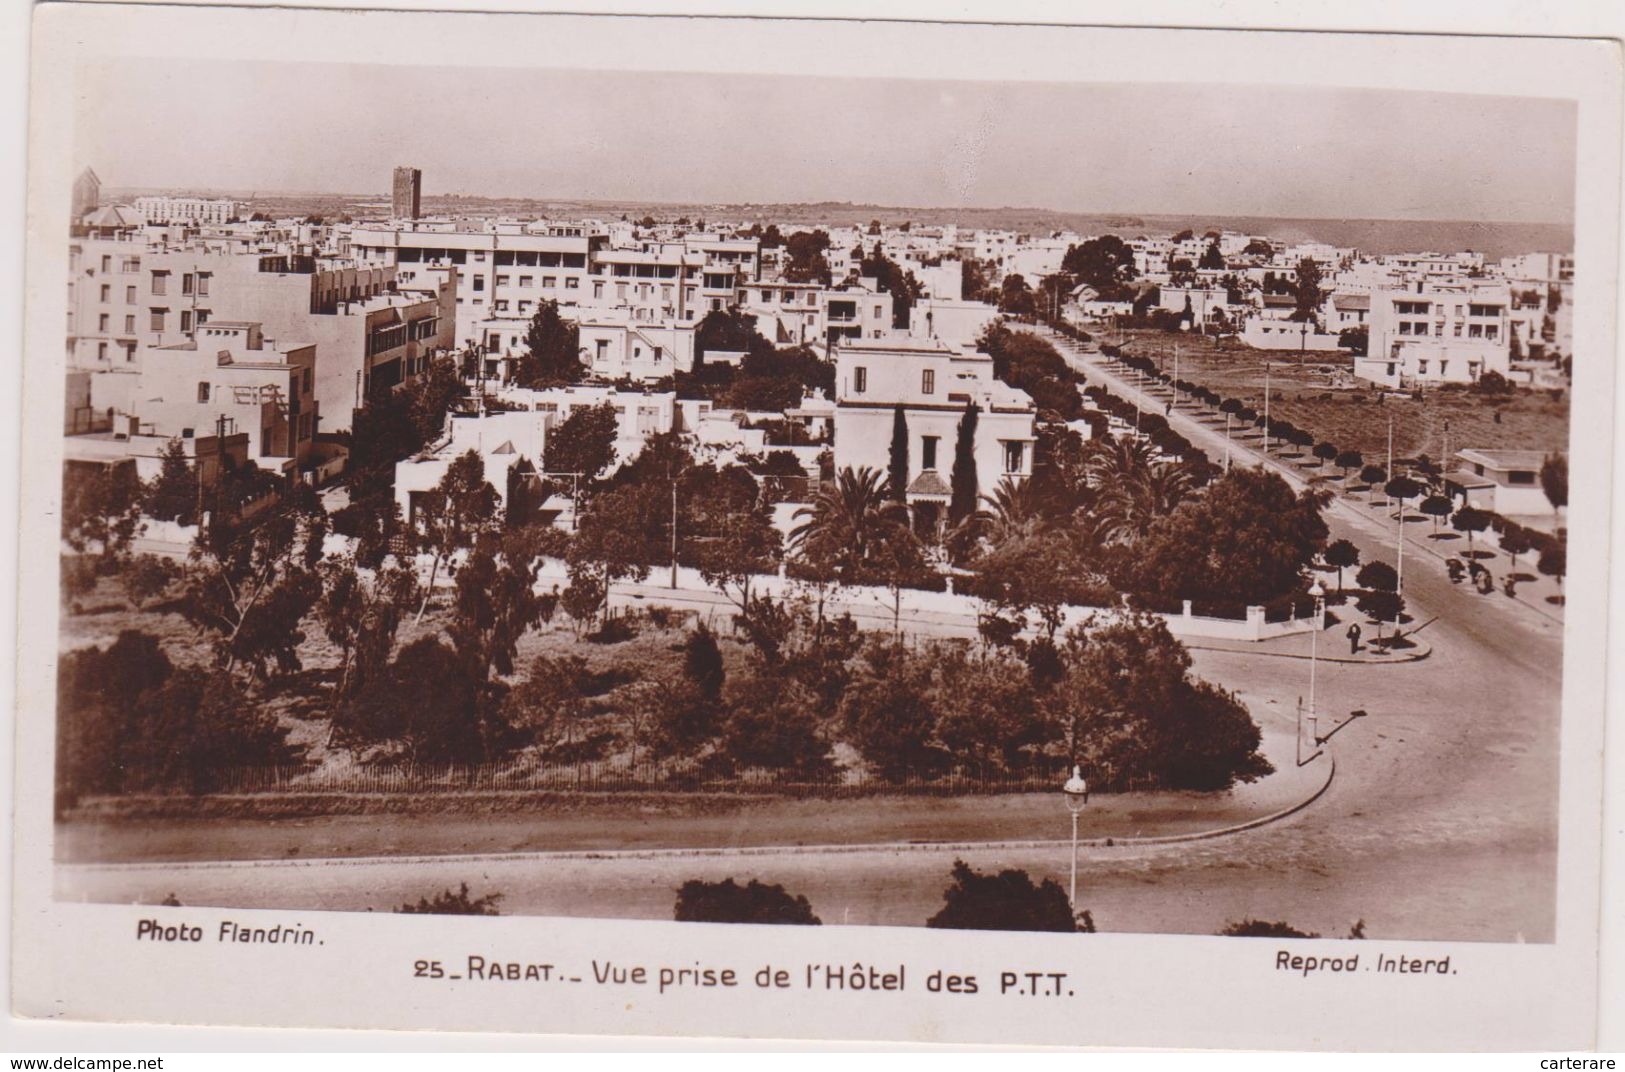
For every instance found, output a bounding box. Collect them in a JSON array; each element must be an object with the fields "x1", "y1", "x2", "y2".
[
  {"x1": 1503, "y1": 575, "x2": 1517, "y2": 598},
  {"x1": 1477, "y1": 570, "x2": 1494, "y2": 595},
  {"x1": 1346, "y1": 622, "x2": 1362, "y2": 655},
  {"x1": 1165, "y1": 400, "x2": 1172, "y2": 417},
  {"x1": 1447, "y1": 558, "x2": 1465, "y2": 583}
]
